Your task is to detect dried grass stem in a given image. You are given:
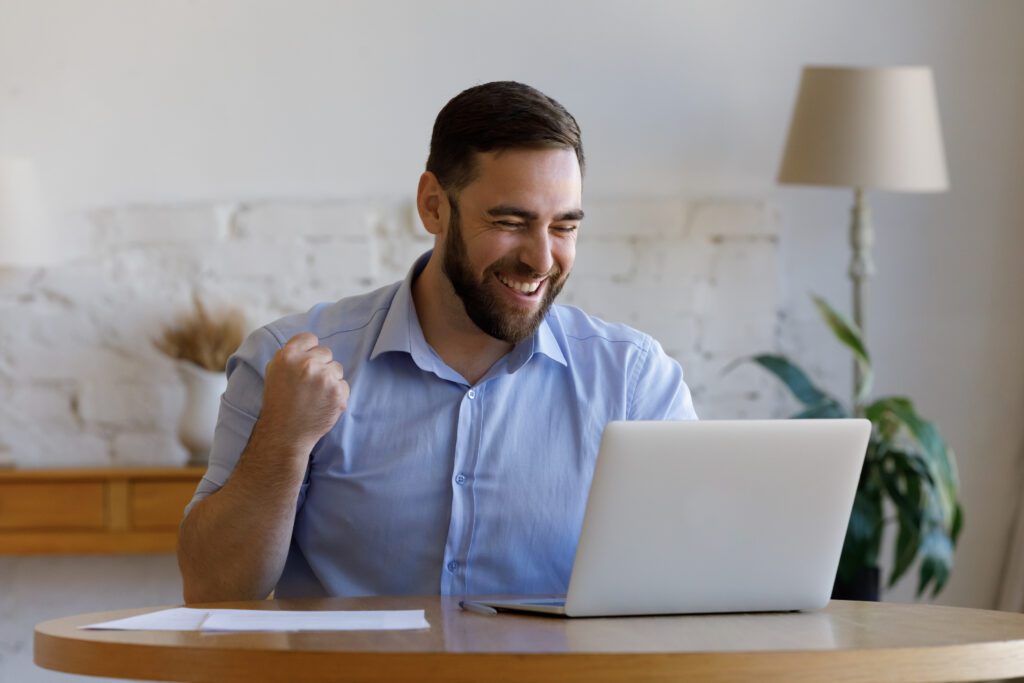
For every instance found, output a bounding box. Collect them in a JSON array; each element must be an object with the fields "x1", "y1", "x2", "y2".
[{"x1": 155, "y1": 294, "x2": 245, "y2": 372}]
